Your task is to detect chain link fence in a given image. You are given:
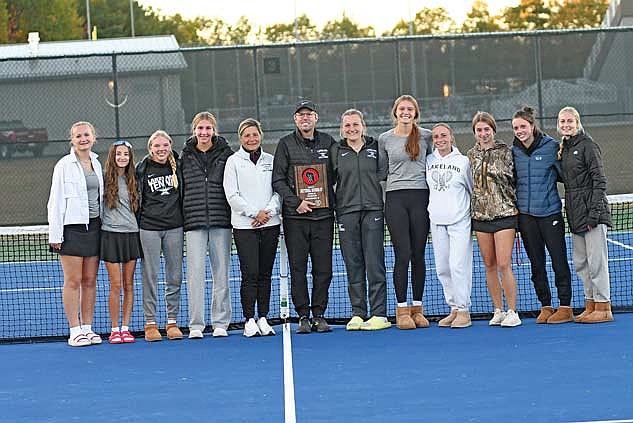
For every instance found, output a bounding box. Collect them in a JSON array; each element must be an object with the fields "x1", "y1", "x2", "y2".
[{"x1": 1, "y1": 27, "x2": 632, "y2": 225}]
